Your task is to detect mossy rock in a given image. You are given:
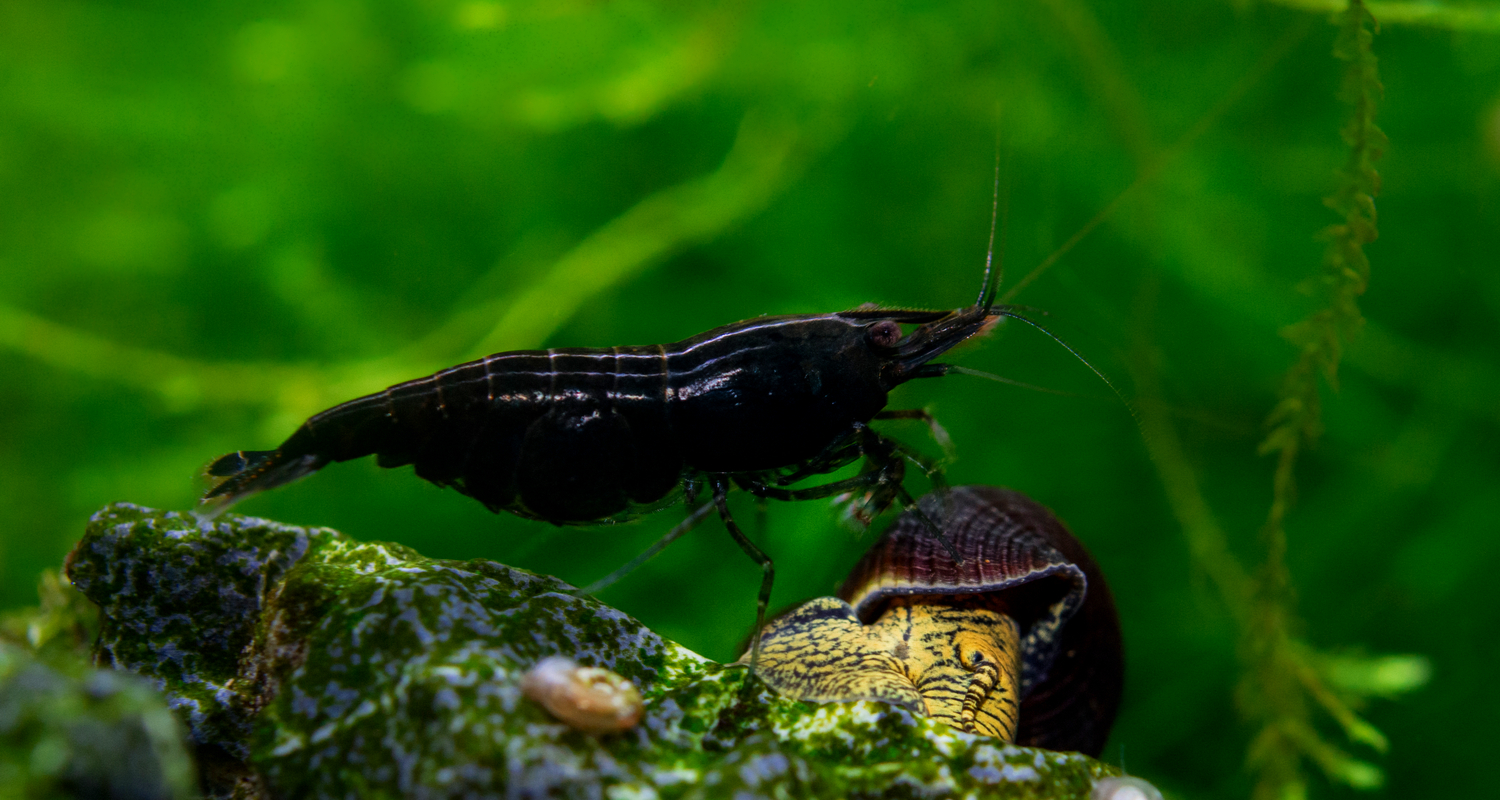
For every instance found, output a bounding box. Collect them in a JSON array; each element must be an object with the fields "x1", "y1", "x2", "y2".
[
  {"x1": 0, "y1": 640, "x2": 197, "y2": 800},
  {"x1": 66, "y1": 503, "x2": 1122, "y2": 799}
]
